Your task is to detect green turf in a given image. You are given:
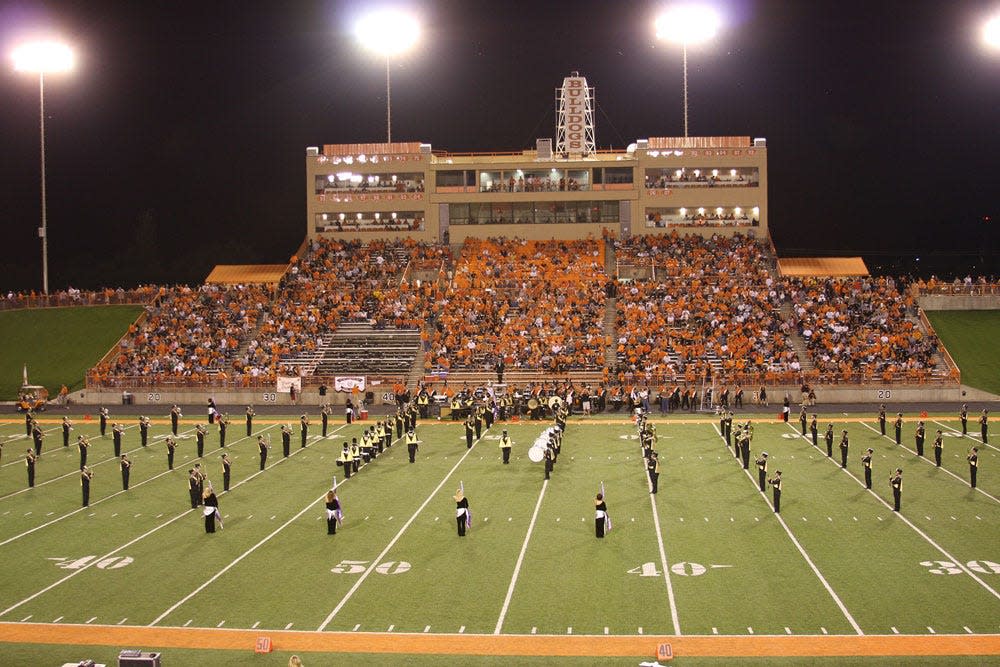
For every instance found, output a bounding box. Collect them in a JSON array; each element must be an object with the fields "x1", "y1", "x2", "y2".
[
  {"x1": 0, "y1": 413, "x2": 999, "y2": 663},
  {"x1": 0, "y1": 305, "x2": 143, "y2": 399},
  {"x1": 926, "y1": 310, "x2": 1000, "y2": 395}
]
